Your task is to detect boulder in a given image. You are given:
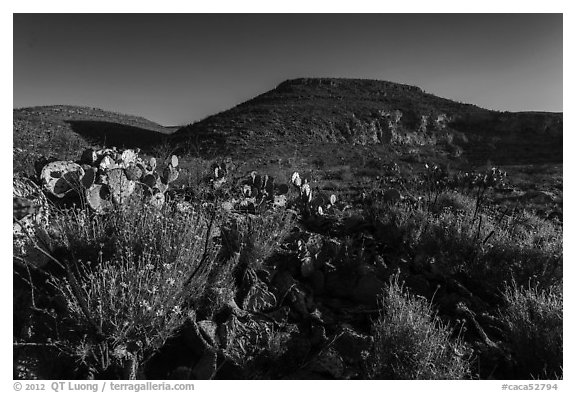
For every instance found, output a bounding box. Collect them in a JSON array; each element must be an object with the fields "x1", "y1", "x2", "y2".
[
  {"x1": 333, "y1": 327, "x2": 373, "y2": 364},
  {"x1": 190, "y1": 349, "x2": 217, "y2": 380}
]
